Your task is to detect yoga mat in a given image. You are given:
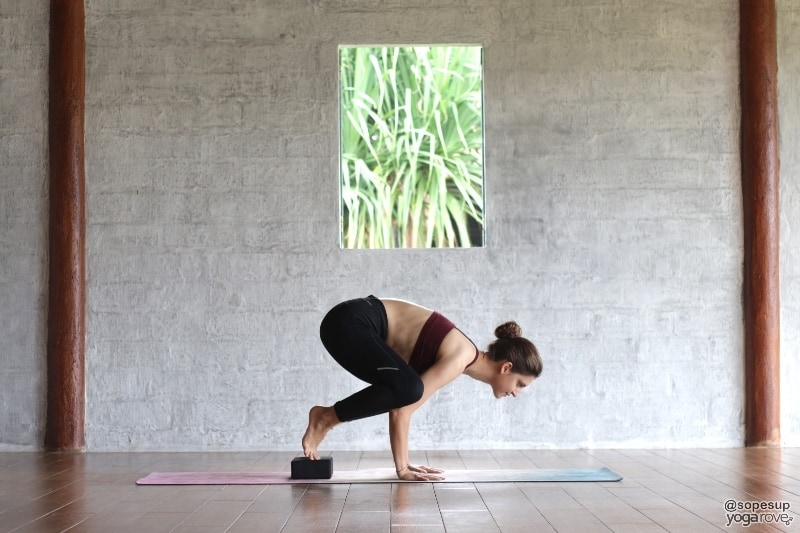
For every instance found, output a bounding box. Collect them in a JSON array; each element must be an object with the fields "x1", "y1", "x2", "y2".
[{"x1": 136, "y1": 467, "x2": 622, "y2": 485}]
